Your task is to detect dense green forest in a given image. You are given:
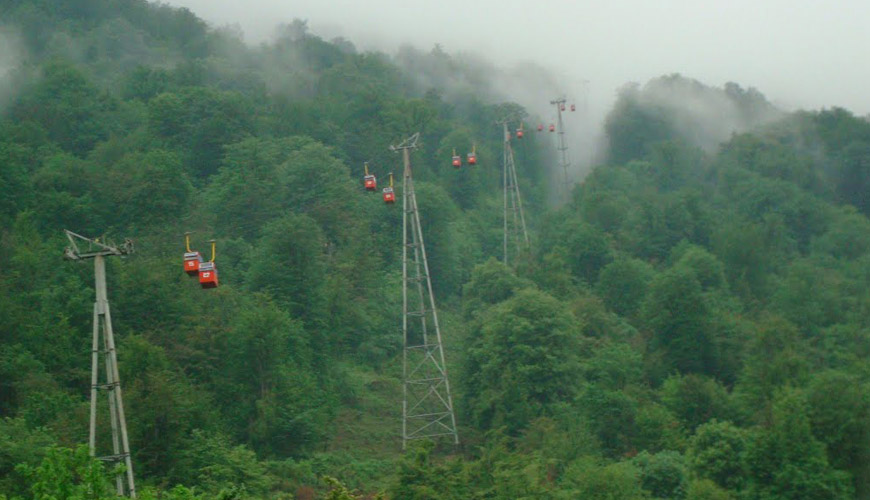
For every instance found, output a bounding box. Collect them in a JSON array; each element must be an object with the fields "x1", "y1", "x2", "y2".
[{"x1": 3, "y1": 1, "x2": 870, "y2": 498}]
